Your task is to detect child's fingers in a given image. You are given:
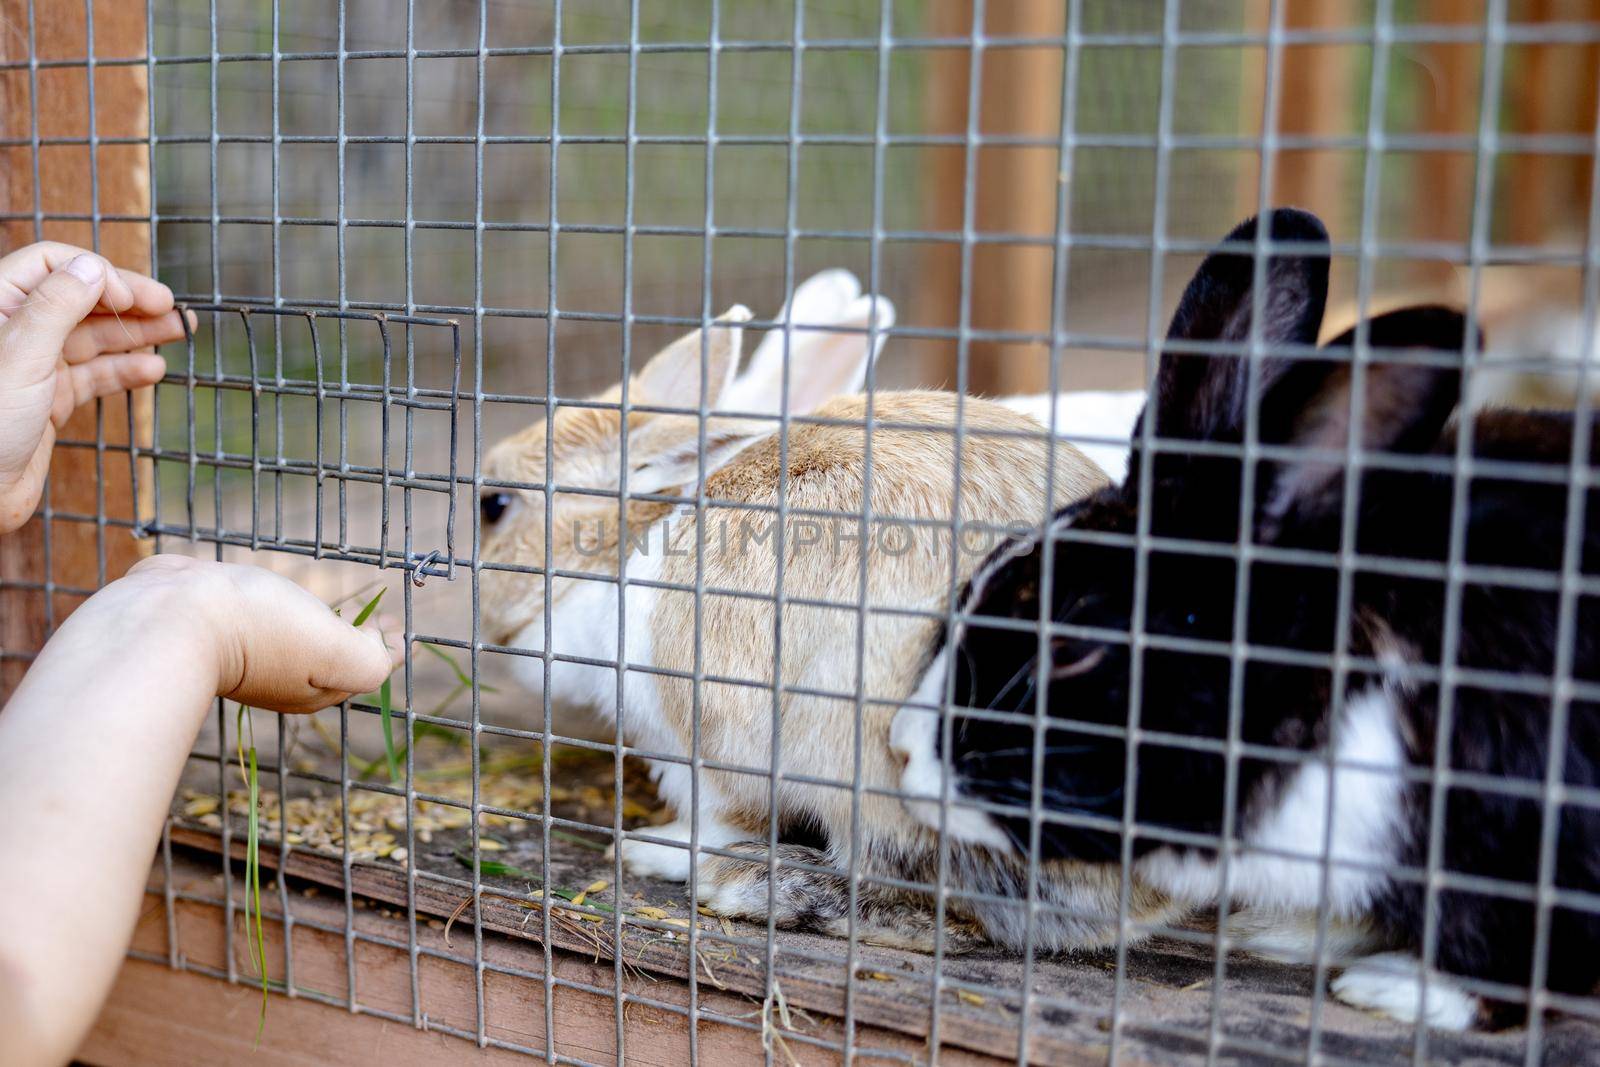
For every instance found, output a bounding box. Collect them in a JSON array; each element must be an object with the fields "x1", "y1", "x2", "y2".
[
  {"x1": 0, "y1": 255, "x2": 107, "y2": 391},
  {"x1": 362, "y1": 617, "x2": 408, "y2": 671},
  {"x1": 97, "y1": 263, "x2": 137, "y2": 313},
  {"x1": 0, "y1": 241, "x2": 89, "y2": 297},
  {"x1": 189, "y1": 563, "x2": 406, "y2": 713},
  {"x1": 109, "y1": 267, "x2": 175, "y2": 317},
  {"x1": 0, "y1": 243, "x2": 170, "y2": 318},
  {"x1": 62, "y1": 309, "x2": 191, "y2": 363},
  {"x1": 0, "y1": 243, "x2": 131, "y2": 312},
  {"x1": 306, "y1": 617, "x2": 398, "y2": 699},
  {"x1": 57, "y1": 354, "x2": 167, "y2": 423}
]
